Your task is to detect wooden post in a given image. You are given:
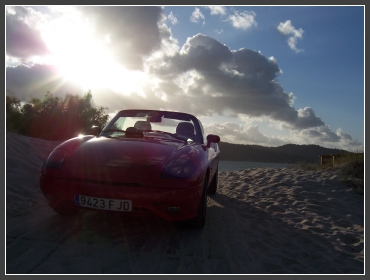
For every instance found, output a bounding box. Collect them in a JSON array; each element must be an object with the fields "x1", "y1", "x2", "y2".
[{"x1": 320, "y1": 154, "x2": 334, "y2": 165}]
